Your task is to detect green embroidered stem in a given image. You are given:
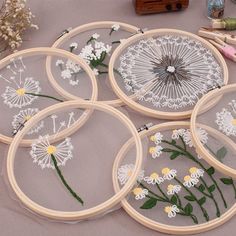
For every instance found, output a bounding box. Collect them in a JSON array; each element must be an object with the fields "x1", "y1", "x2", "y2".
[
  {"x1": 141, "y1": 183, "x2": 198, "y2": 224},
  {"x1": 112, "y1": 40, "x2": 121, "y2": 44},
  {"x1": 175, "y1": 193, "x2": 182, "y2": 207},
  {"x1": 174, "y1": 177, "x2": 209, "y2": 222},
  {"x1": 26, "y1": 93, "x2": 64, "y2": 103},
  {"x1": 162, "y1": 140, "x2": 227, "y2": 208},
  {"x1": 51, "y1": 154, "x2": 84, "y2": 205},
  {"x1": 232, "y1": 180, "x2": 236, "y2": 199}
]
